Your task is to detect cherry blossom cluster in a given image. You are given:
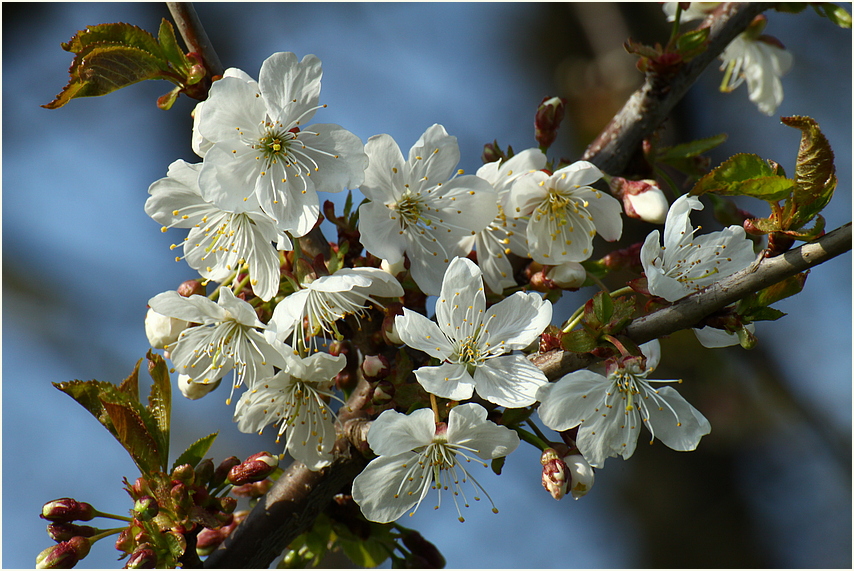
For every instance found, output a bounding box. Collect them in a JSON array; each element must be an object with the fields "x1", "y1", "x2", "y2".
[{"x1": 141, "y1": 47, "x2": 762, "y2": 526}]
